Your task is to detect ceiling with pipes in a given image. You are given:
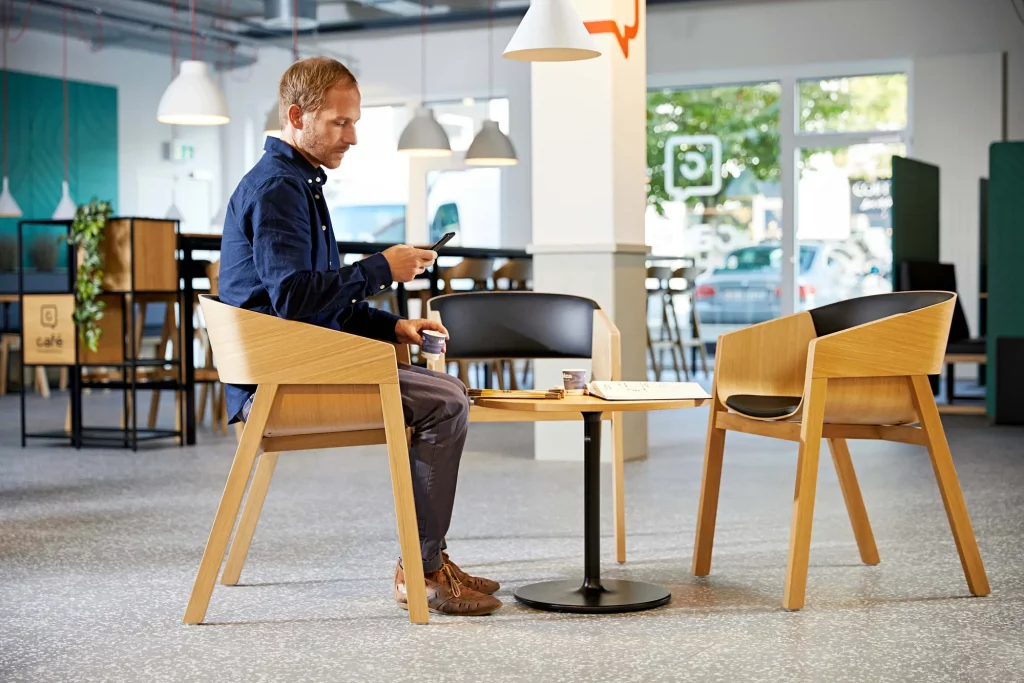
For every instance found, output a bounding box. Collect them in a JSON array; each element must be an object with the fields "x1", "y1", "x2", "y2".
[{"x1": 7, "y1": 0, "x2": 701, "y2": 72}]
